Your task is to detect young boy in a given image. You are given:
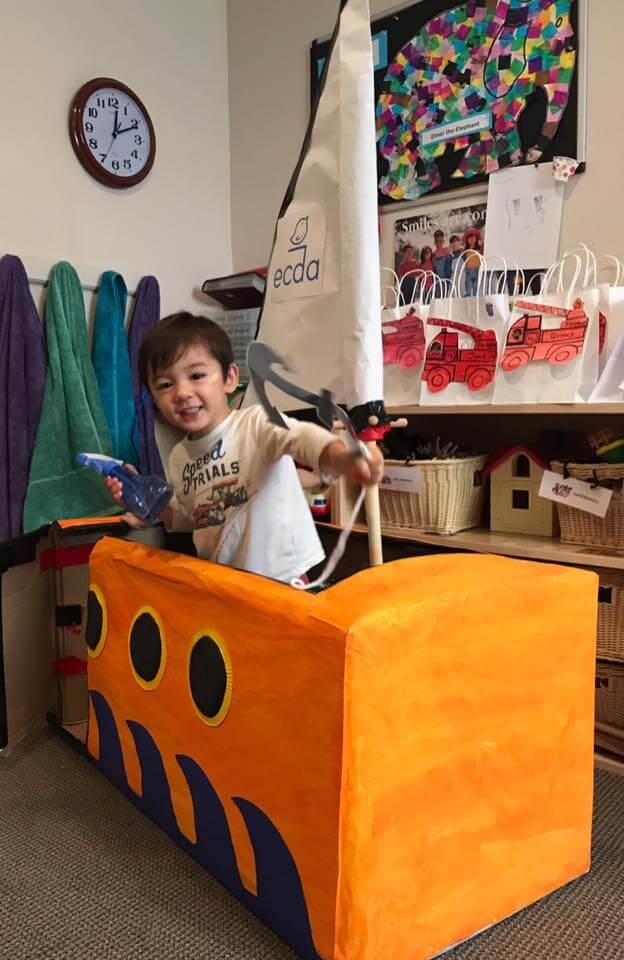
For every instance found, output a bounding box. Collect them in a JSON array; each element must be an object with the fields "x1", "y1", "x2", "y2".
[
  {"x1": 449, "y1": 234, "x2": 462, "y2": 273},
  {"x1": 397, "y1": 243, "x2": 420, "y2": 281},
  {"x1": 432, "y1": 229, "x2": 451, "y2": 281},
  {"x1": 107, "y1": 312, "x2": 384, "y2": 583}
]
